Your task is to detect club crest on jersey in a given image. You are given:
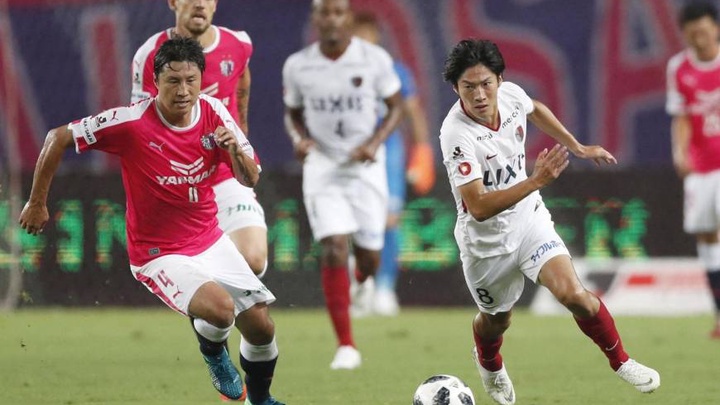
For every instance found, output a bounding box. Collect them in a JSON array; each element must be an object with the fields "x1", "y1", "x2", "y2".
[
  {"x1": 351, "y1": 76, "x2": 363, "y2": 87},
  {"x1": 219, "y1": 59, "x2": 235, "y2": 77},
  {"x1": 201, "y1": 133, "x2": 216, "y2": 150},
  {"x1": 515, "y1": 126, "x2": 524, "y2": 142},
  {"x1": 459, "y1": 162, "x2": 472, "y2": 176}
]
